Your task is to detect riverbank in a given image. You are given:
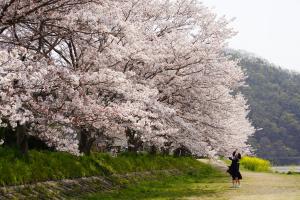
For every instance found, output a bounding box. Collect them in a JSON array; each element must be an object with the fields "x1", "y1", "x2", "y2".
[{"x1": 272, "y1": 166, "x2": 300, "y2": 173}]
